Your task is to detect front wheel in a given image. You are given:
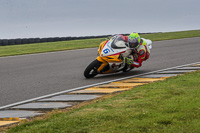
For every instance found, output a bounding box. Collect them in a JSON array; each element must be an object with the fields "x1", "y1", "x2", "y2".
[{"x1": 84, "y1": 59, "x2": 102, "y2": 78}]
